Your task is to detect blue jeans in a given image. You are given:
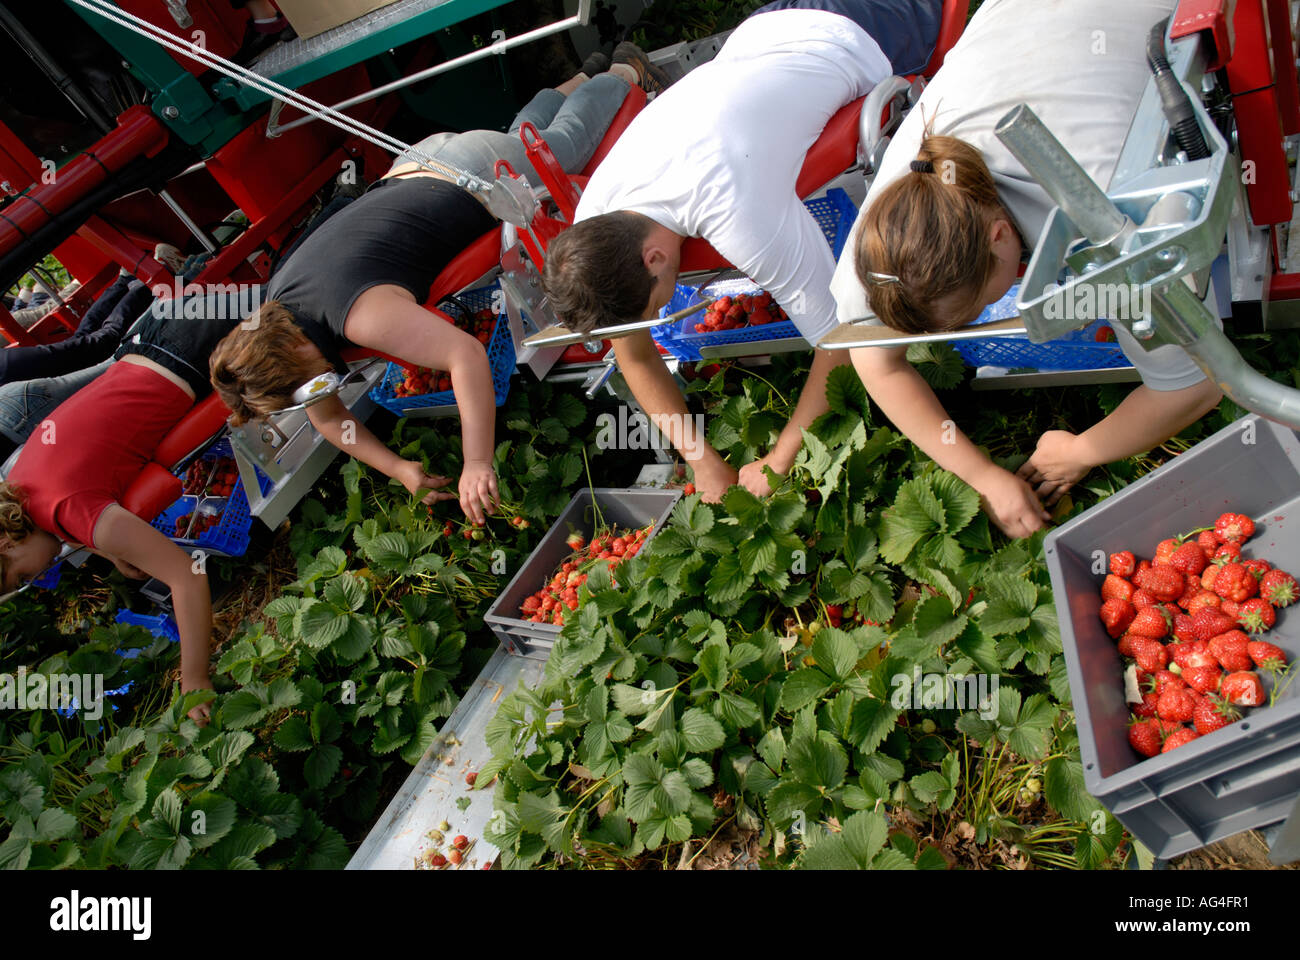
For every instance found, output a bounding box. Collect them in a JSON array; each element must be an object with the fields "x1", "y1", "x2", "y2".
[
  {"x1": 0, "y1": 358, "x2": 114, "y2": 452},
  {"x1": 395, "y1": 74, "x2": 632, "y2": 189}
]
